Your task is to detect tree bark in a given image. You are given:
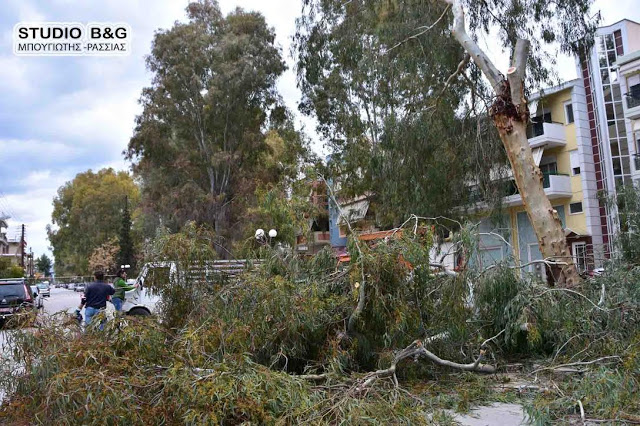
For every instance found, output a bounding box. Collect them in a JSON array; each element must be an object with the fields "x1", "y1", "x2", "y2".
[{"x1": 442, "y1": 0, "x2": 581, "y2": 287}]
